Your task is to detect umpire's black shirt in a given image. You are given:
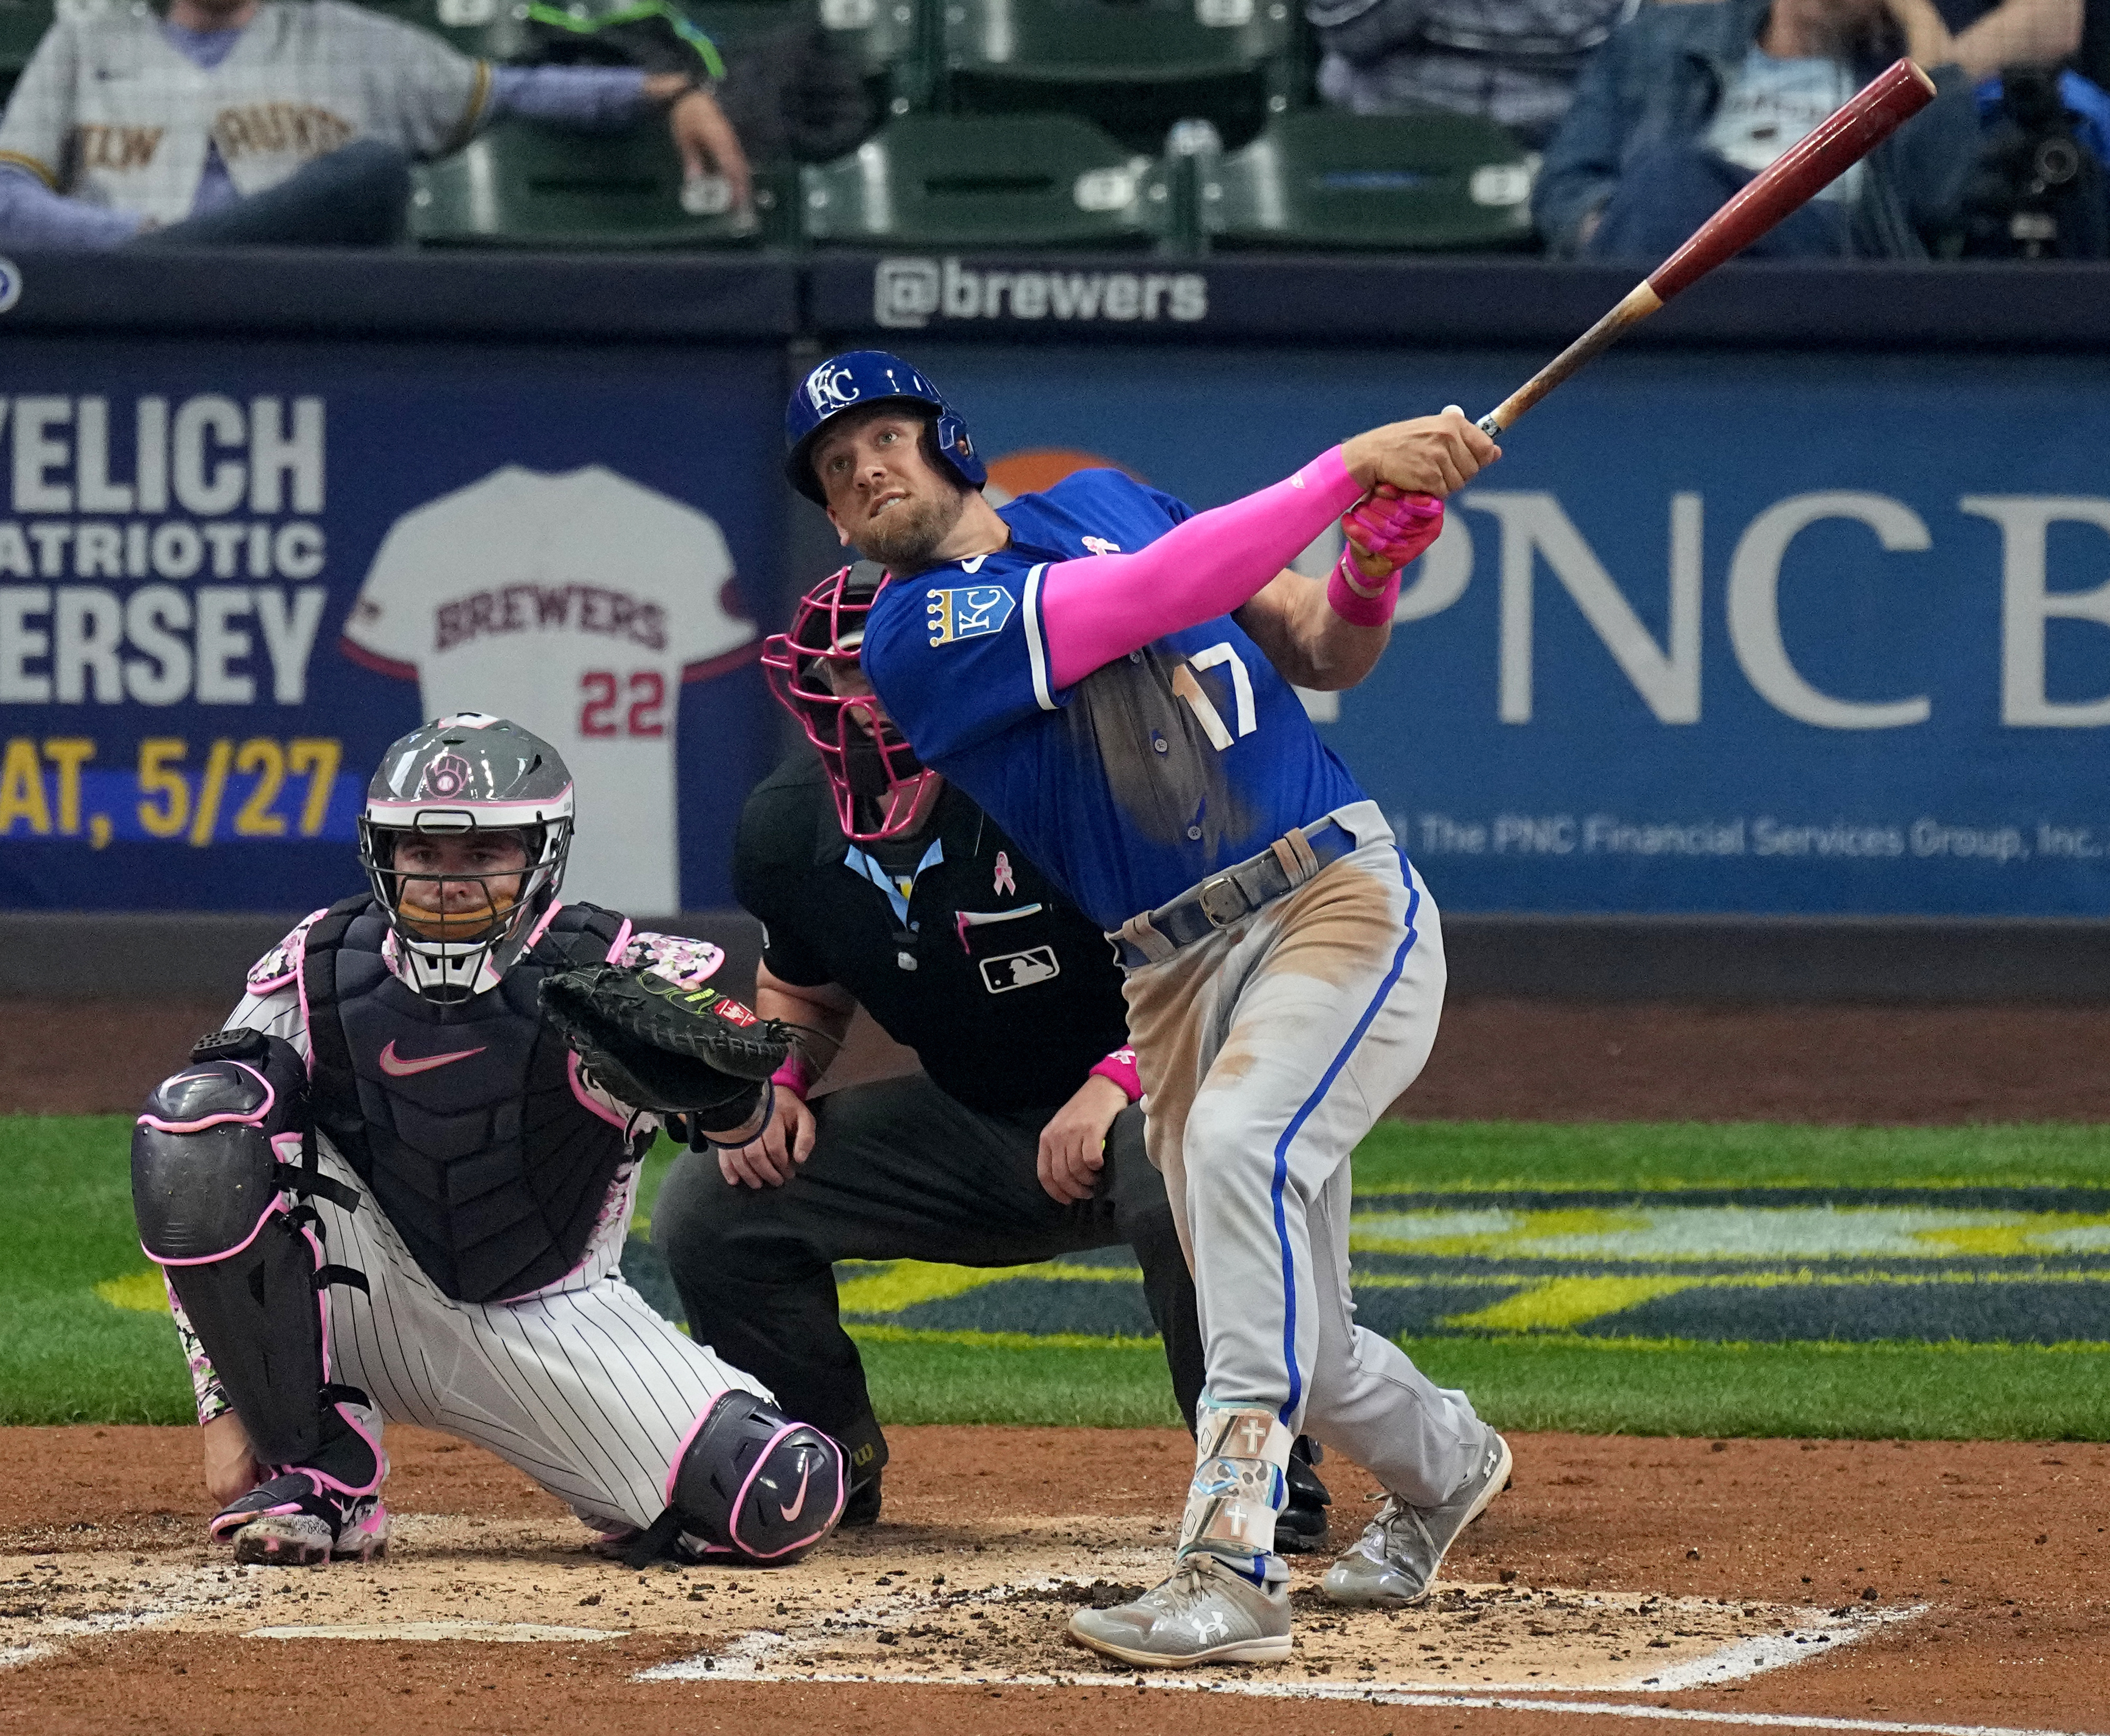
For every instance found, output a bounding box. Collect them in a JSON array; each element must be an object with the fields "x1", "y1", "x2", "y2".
[{"x1": 734, "y1": 753, "x2": 1129, "y2": 1117}]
